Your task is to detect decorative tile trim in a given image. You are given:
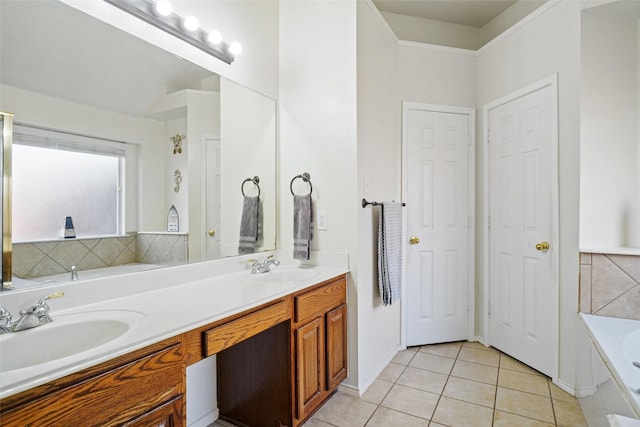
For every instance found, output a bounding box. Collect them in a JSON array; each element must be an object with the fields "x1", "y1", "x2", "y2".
[
  {"x1": 579, "y1": 252, "x2": 640, "y2": 321},
  {"x1": 13, "y1": 233, "x2": 188, "y2": 279}
]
